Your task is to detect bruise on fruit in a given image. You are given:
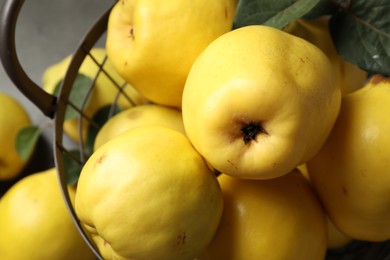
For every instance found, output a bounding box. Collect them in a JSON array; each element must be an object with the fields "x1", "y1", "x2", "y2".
[
  {"x1": 126, "y1": 109, "x2": 142, "y2": 120},
  {"x1": 342, "y1": 186, "x2": 348, "y2": 197},
  {"x1": 371, "y1": 74, "x2": 389, "y2": 85},
  {"x1": 173, "y1": 232, "x2": 187, "y2": 251},
  {"x1": 240, "y1": 121, "x2": 268, "y2": 144},
  {"x1": 129, "y1": 26, "x2": 135, "y2": 39},
  {"x1": 94, "y1": 152, "x2": 108, "y2": 170}
]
